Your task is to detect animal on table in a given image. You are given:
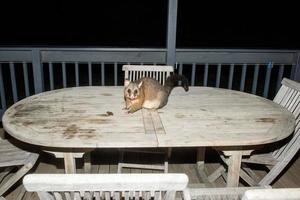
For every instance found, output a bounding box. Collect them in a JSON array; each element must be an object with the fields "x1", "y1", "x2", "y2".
[{"x1": 123, "y1": 74, "x2": 189, "y2": 113}]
